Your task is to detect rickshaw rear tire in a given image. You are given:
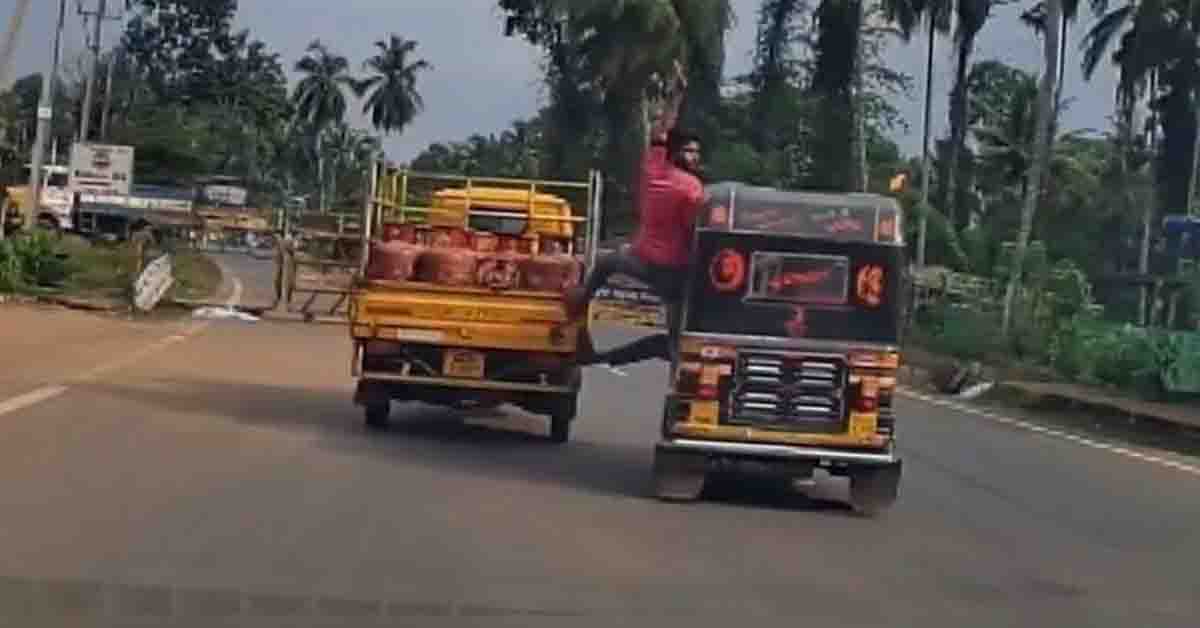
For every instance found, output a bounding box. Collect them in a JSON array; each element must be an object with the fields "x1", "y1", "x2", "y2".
[
  {"x1": 848, "y1": 462, "x2": 901, "y2": 517},
  {"x1": 364, "y1": 402, "x2": 391, "y2": 430},
  {"x1": 652, "y1": 446, "x2": 706, "y2": 502},
  {"x1": 547, "y1": 394, "x2": 577, "y2": 444}
]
